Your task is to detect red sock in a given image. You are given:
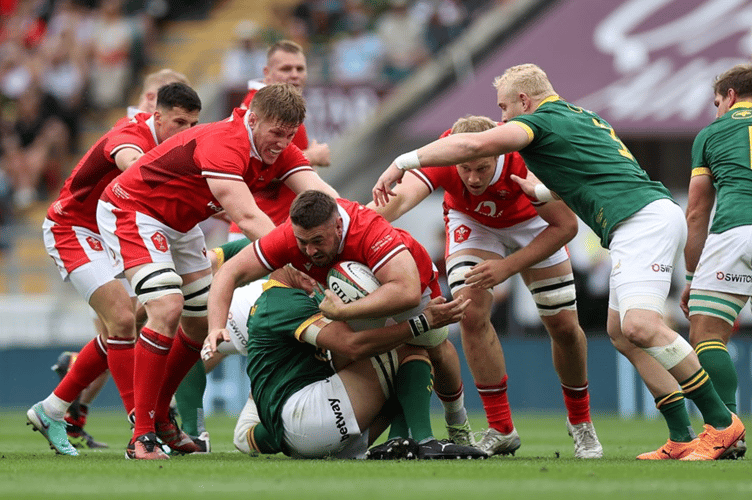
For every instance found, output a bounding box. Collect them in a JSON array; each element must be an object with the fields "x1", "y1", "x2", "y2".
[
  {"x1": 107, "y1": 336, "x2": 136, "y2": 414},
  {"x1": 53, "y1": 336, "x2": 108, "y2": 403},
  {"x1": 562, "y1": 383, "x2": 591, "y2": 425},
  {"x1": 133, "y1": 327, "x2": 172, "y2": 438},
  {"x1": 477, "y1": 375, "x2": 514, "y2": 434},
  {"x1": 154, "y1": 327, "x2": 202, "y2": 423}
]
